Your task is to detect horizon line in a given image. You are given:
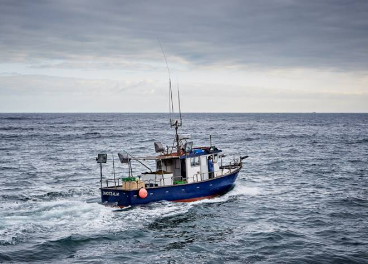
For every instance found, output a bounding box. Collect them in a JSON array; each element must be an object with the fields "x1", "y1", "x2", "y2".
[{"x1": 0, "y1": 112, "x2": 367, "y2": 114}]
